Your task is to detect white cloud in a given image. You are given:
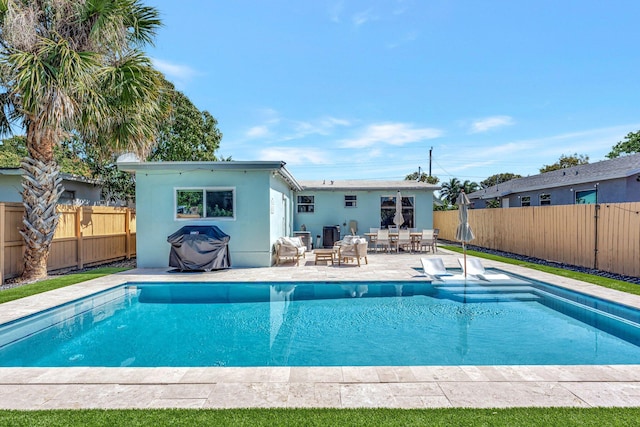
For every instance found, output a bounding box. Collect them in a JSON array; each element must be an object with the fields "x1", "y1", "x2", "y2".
[
  {"x1": 246, "y1": 126, "x2": 270, "y2": 139},
  {"x1": 341, "y1": 123, "x2": 443, "y2": 148},
  {"x1": 353, "y1": 9, "x2": 377, "y2": 26},
  {"x1": 386, "y1": 30, "x2": 419, "y2": 49},
  {"x1": 470, "y1": 115, "x2": 514, "y2": 133},
  {"x1": 151, "y1": 58, "x2": 200, "y2": 82},
  {"x1": 259, "y1": 147, "x2": 331, "y2": 165},
  {"x1": 328, "y1": 1, "x2": 343, "y2": 23}
]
